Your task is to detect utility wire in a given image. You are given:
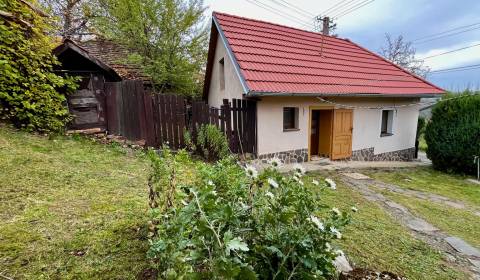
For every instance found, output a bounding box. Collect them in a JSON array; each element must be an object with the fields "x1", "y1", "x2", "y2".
[
  {"x1": 267, "y1": 0, "x2": 316, "y2": 18},
  {"x1": 316, "y1": 92, "x2": 480, "y2": 110},
  {"x1": 421, "y1": 43, "x2": 480, "y2": 59},
  {"x1": 244, "y1": 0, "x2": 315, "y2": 28},
  {"x1": 322, "y1": 0, "x2": 358, "y2": 17},
  {"x1": 412, "y1": 21, "x2": 480, "y2": 42},
  {"x1": 333, "y1": 0, "x2": 375, "y2": 19},
  {"x1": 415, "y1": 26, "x2": 480, "y2": 44},
  {"x1": 429, "y1": 63, "x2": 480, "y2": 74}
]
